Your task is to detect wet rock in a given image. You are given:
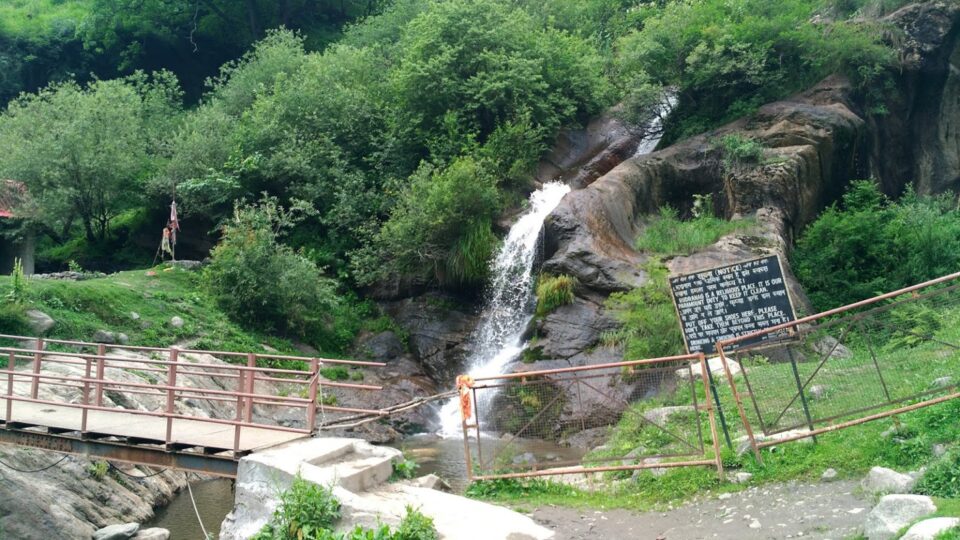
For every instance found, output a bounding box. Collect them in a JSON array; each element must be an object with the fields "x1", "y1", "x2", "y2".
[
  {"x1": 92, "y1": 523, "x2": 139, "y2": 540},
  {"x1": 562, "y1": 427, "x2": 609, "y2": 450},
  {"x1": 359, "y1": 331, "x2": 405, "y2": 362},
  {"x1": 901, "y1": 517, "x2": 960, "y2": 540},
  {"x1": 536, "y1": 296, "x2": 619, "y2": 359},
  {"x1": 92, "y1": 330, "x2": 116, "y2": 344},
  {"x1": 864, "y1": 495, "x2": 936, "y2": 540},
  {"x1": 862, "y1": 466, "x2": 916, "y2": 495},
  {"x1": 24, "y1": 309, "x2": 54, "y2": 334},
  {"x1": 512, "y1": 452, "x2": 537, "y2": 466},
  {"x1": 385, "y1": 294, "x2": 477, "y2": 384}
]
